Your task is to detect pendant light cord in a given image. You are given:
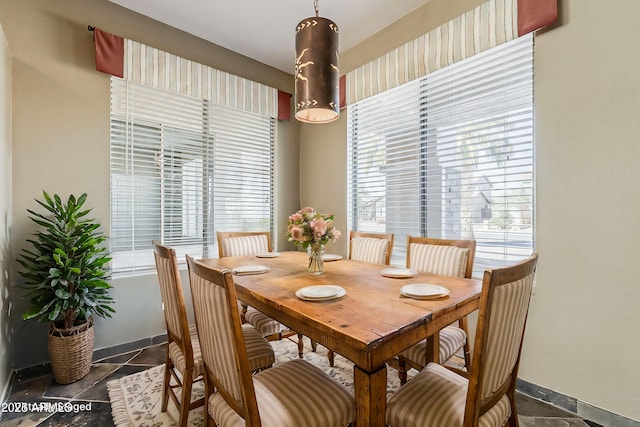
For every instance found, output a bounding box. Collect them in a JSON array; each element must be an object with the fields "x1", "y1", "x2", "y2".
[{"x1": 314, "y1": 0, "x2": 319, "y2": 17}]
